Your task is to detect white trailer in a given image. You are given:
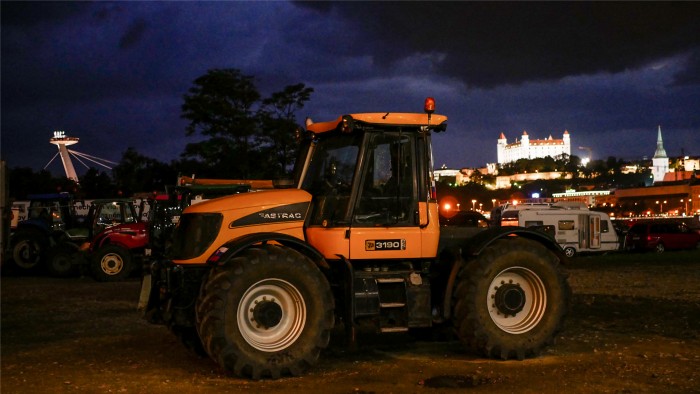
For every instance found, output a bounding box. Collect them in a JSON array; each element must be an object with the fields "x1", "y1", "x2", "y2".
[{"x1": 512, "y1": 208, "x2": 620, "y2": 257}]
